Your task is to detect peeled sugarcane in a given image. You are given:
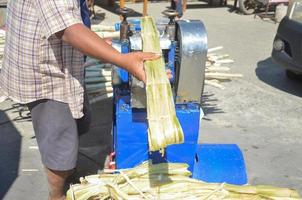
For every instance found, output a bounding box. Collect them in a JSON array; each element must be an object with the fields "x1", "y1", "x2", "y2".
[
  {"x1": 205, "y1": 80, "x2": 225, "y2": 89},
  {"x1": 85, "y1": 76, "x2": 111, "y2": 84},
  {"x1": 84, "y1": 55, "x2": 114, "y2": 102},
  {"x1": 206, "y1": 72, "x2": 243, "y2": 80},
  {"x1": 84, "y1": 58, "x2": 102, "y2": 68},
  {"x1": 95, "y1": 31, "x2": 120, "y2": 39},
  {"x1": 66, "y1": 161, "x2": 301, "y2": 200},
  {"x1": 208, "y1": 54, "x2": 229, "y2": 61},
  {"x1": 208, "y1": 46, "x2": 223, "y2": 53},
  {"x1": 141, "y1": 16, "x2": 184, "y2": 152},
  {"x1": 206, "y1": 66, "x2": 230, "y2": 72},
  {"x1": 86, "y1": 80, "x2": 111, "y2": 90},
  {"x1": 87, "y1": 87, "x2": 113, "y2": 95},
  {"x1": 205, "y1": 47, "x2": 244, "y2": 89},
  {"x1": 216, "y1": 59, "x2": 234, "y2": 64},
  {"x1": 85, "y1": 69, "x2": 112, "y2": 78},
  {"x1": 91, "y1": 24, "x2": 116, "y2": 32},
  {"x1": 89, "y1": 93, "x2": 113, "y2": 104}
]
